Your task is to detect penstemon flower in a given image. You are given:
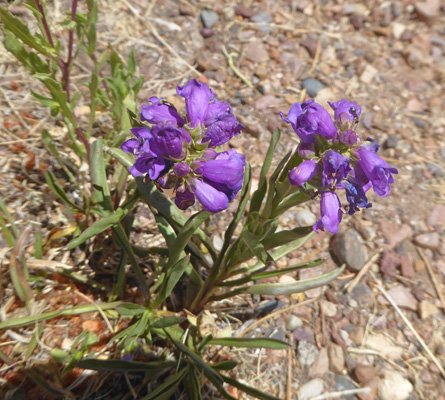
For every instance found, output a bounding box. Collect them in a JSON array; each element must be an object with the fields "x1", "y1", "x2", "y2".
[
  {"x1": 121, "y1": 79, "x2": 246, "y2": 213},
  {"x1": 281, "y1": 99, "x2": 398, "y2": 234}
]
